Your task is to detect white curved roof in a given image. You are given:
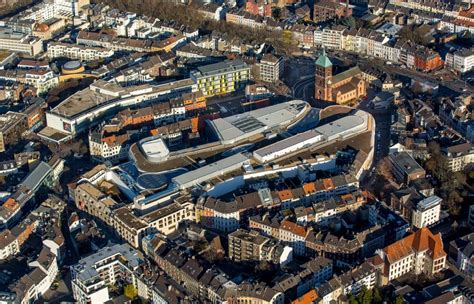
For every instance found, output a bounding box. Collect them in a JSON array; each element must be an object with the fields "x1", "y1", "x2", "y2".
[{"x1": 140, "y1": 137, "x2": 170, "y2": 162}]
